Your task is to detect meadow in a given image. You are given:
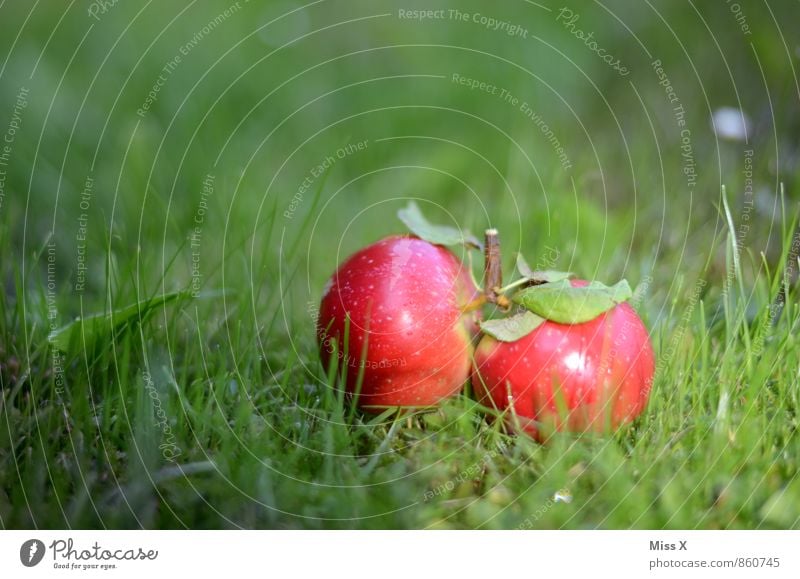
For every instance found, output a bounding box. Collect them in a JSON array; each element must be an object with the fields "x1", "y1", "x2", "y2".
[{"x1": 1, "y1": 0, "x2": 798, "y2": 529}]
